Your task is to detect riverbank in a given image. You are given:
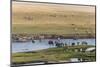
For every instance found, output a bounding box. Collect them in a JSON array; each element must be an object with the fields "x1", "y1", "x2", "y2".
[
  {"x1": 12, "y1": 34, "x2": 95, "y2": 42},
  {"x1": 12, "y1": 45, "x2": 96, "y2": 66}
]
